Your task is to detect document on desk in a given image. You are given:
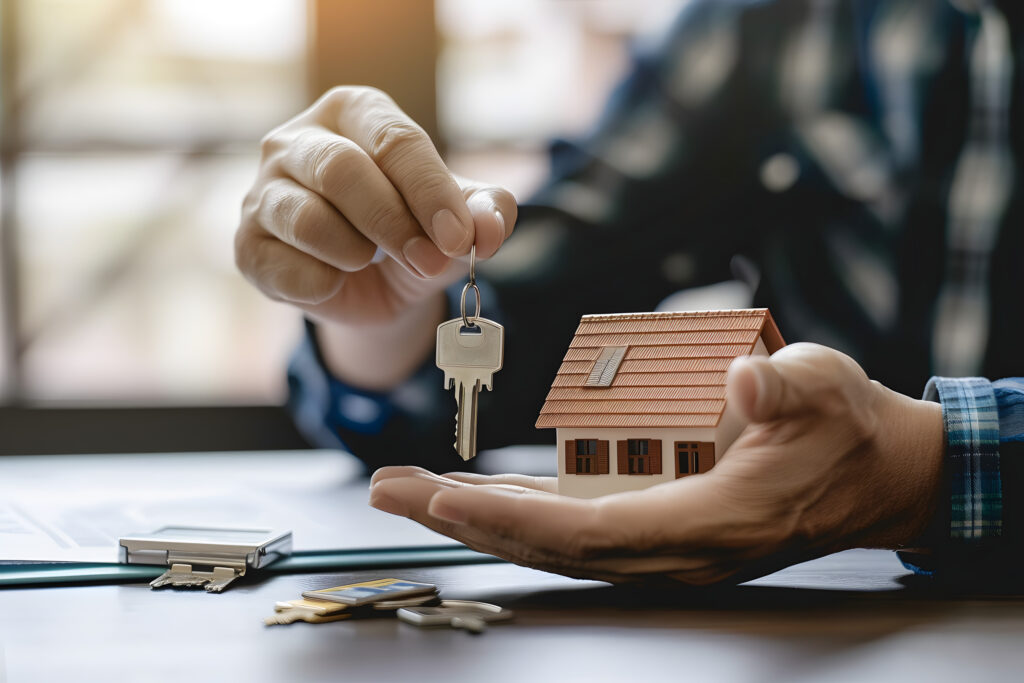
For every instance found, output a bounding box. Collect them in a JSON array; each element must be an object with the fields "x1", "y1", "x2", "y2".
[{"x1": 0, "y1": 450, "x2": 446, "y2": 564}]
